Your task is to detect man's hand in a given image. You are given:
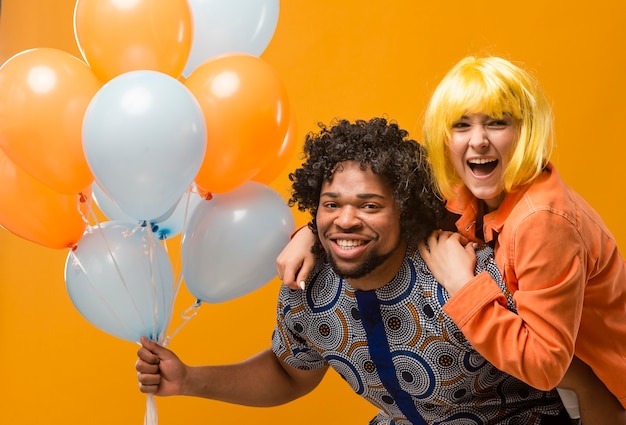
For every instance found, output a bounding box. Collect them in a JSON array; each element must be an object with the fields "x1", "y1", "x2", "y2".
[{"x1": 136, "y1": 336, "x2": 187, "y2": 397}]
